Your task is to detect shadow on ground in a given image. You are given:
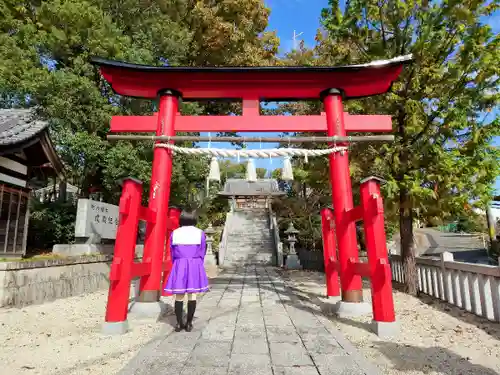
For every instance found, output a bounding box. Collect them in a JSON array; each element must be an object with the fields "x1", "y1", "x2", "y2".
[
  {"x1": 373, "y1": 341, "x2": 499, "y2": 375},
  {"x1": 276, "y1": 271, "x2": 500, "y2": 374},
  {"x1": 118, "y1": 267, "x2": 500, "y2": 375}
]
